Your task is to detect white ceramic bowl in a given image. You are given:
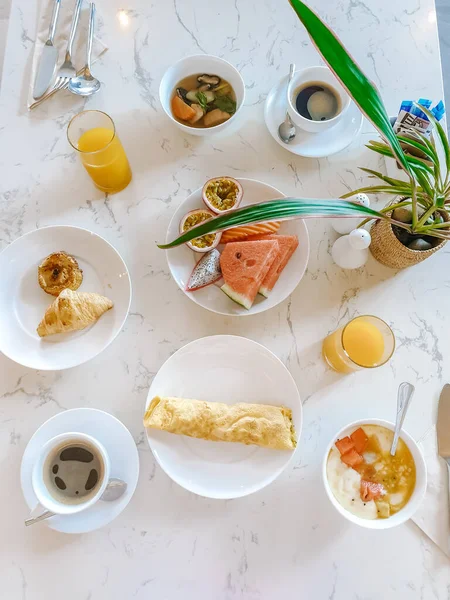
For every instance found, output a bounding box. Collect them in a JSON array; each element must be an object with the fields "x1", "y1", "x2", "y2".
[
  {"x1": 287, "y1": 66, "x2": 351, "y2": 133},
  {"x1": 159, "y1": 54, "x2": 245, "y2": 136},
  {"x1": 322, "y1": 418, "x2": 427, "y2": 529}
]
